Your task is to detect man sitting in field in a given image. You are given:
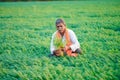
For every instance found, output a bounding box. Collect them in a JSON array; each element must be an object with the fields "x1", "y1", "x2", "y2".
[{"x1": 50, "y1": 18, "x2": 82, "y2": 57}]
